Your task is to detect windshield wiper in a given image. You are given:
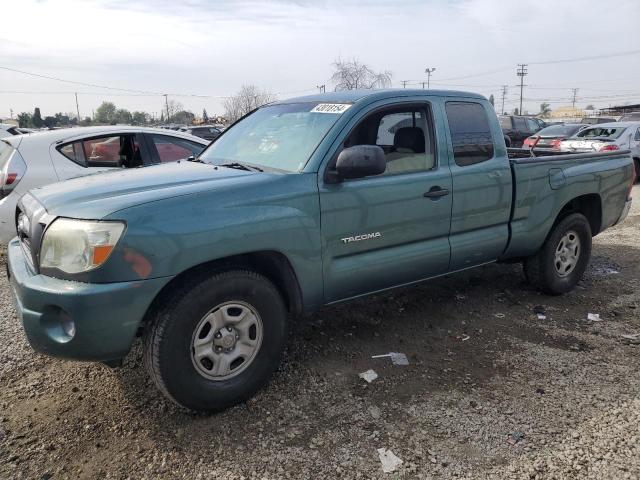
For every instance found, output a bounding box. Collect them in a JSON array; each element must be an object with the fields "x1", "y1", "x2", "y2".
[{"x1": 219, "y1": 162, "x2": 263, "y2": 172}]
